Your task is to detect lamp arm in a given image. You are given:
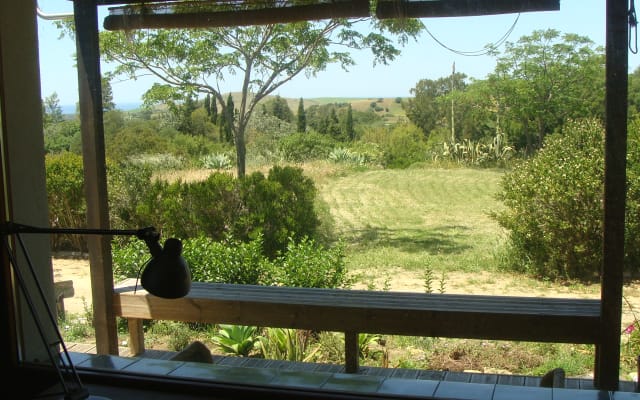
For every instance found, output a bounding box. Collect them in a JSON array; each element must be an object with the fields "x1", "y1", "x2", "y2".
[{"x1": 0, "y1": 222, "x2": 163, "y2": 257}]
